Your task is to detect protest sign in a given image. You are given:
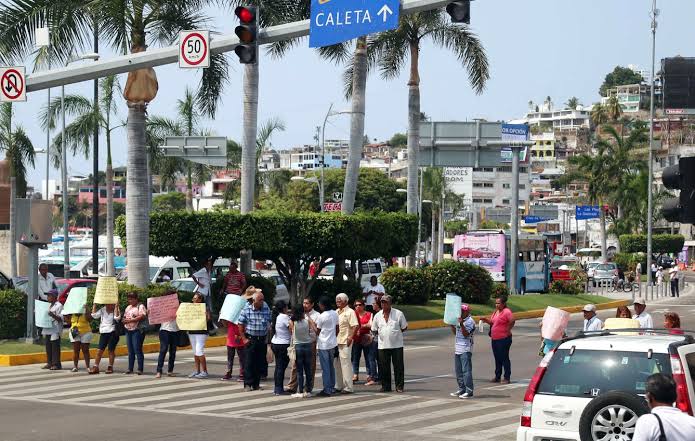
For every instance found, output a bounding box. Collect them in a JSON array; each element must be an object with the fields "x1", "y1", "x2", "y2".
[
  {"x1": 94, "y1": 276, "x2": 118, "y2": 304},
  {"x1": 604, "y1": 318, "x2": 640, "y2": 335},
  {"x1": 35, "y1": 300, "x2": 54, "y2": 329},
  {"x1": 541, "y1": 306, "x2": 570, "y2": 341},
  {"x1": 219, "y1": 294, "x2": 246, "y2": 324},
  {"x1": 443, "y1": 294, "x2": 462, "y2": 326},
  {"x1": 147, "y1": 294, "x2": 180, "y2": 325},
  {"x1": 176, "y1": 303, "x2": 207, "y2": 331},
  {"x1": 62, "y1": 287, "x2": 88, "y2": 315}
]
